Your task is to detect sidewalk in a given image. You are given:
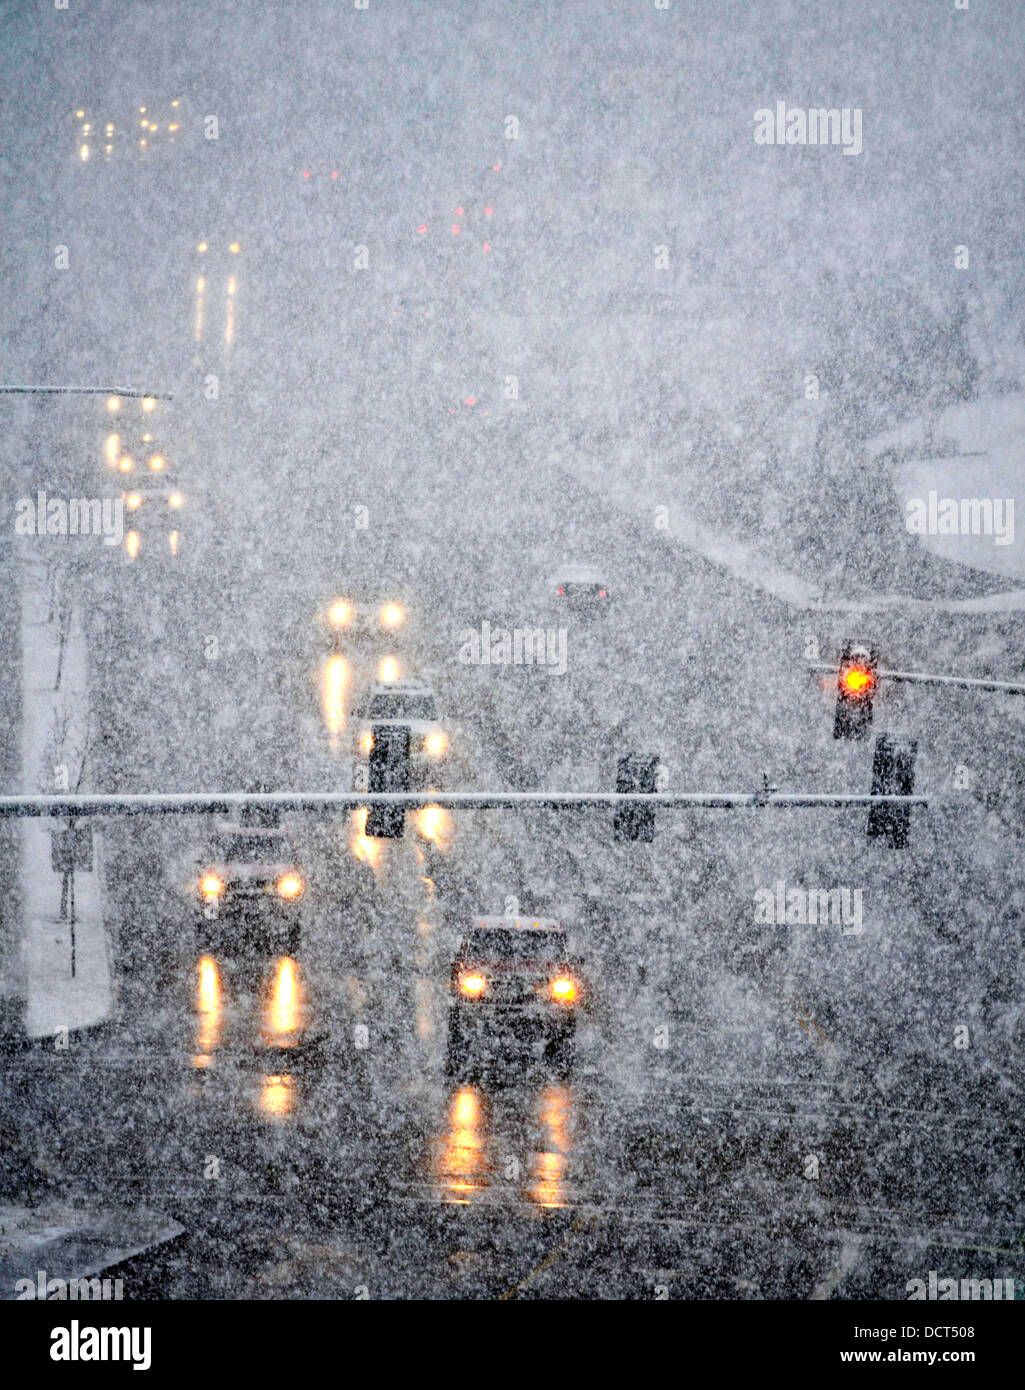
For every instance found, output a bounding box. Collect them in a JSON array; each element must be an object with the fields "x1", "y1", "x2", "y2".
[{"x1": 16, "y1": 556, "x2": 114, "y2": 1039}]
